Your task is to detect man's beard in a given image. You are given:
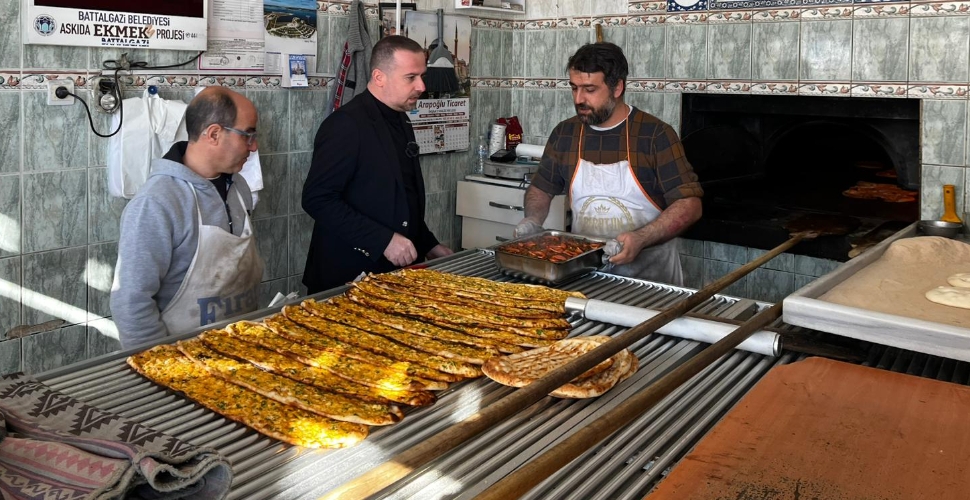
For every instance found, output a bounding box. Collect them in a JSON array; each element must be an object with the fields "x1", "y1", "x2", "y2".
[{"x1": 576, "y1": 96, "x2": 617, "y2": 125}]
